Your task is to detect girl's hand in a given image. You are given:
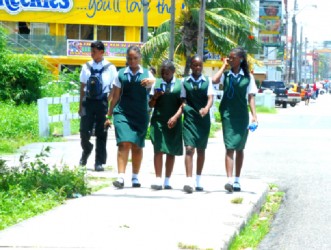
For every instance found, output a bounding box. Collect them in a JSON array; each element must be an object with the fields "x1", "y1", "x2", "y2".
[
  {"x1": 199, "y1": 107, "x2": 209, "y2": 117},
  {"x1": 104, "y1": 118, "x2": 112, "y2": 129},
  {"x1": 223, "y1": 57, "x2": 229, "y2": 67},
  {"x1": 141, "y1": 78, "x2": 155, "y2": 87},
  {"x1": 167, "y1": 116, "x2": 177, "y2": 129}
]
